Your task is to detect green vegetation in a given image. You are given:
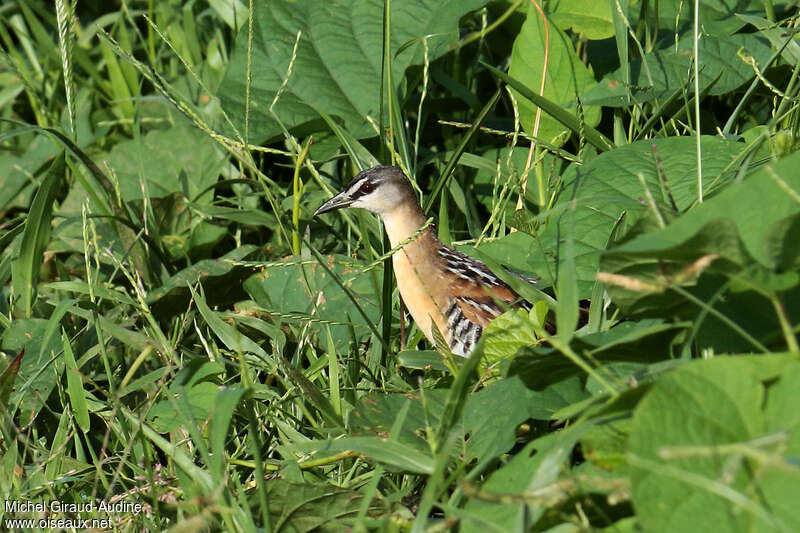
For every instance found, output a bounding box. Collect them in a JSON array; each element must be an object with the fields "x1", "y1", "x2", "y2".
[{"x1": 1, "y1": 0, "x2": 799, "y2": 531}]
